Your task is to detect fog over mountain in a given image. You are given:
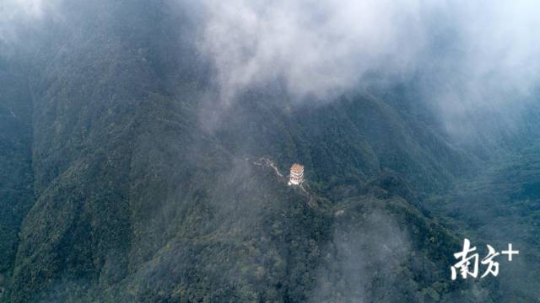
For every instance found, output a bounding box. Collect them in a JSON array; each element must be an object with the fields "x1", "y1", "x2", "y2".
[
  {"x1": 5, "y1": 1, "x2": 540, "y2": 112},
  {"x1": 195, "y1": 0, "x2": 540, "y2": 133},
  {"x1": 1, "y1": 1, "x2": 539, "y2": 302}
]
